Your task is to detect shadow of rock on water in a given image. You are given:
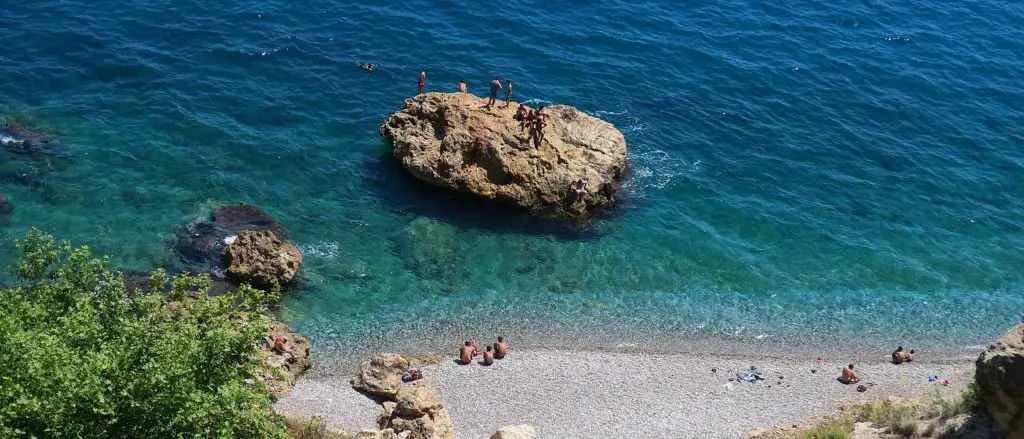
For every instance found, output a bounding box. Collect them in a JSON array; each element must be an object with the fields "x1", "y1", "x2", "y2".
[{"x1": 361, "y1": 152, "x2": 608, "y2": 241}]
